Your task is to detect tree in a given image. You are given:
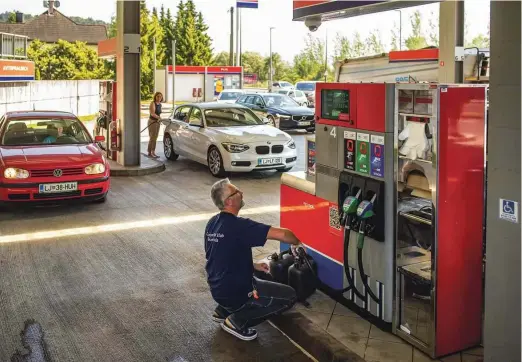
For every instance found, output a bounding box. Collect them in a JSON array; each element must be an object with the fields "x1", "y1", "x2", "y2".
[
  {"x1": 174, "y1": 0, "x2": 213, "y2": 66},
  {"x1": 390, "y1": 21, "x2": 401, "y2": 51},
  {"x1": 160, "y1": 6, "x2": 175, "y2": 66},
  {"x1": 27, "y1": 39, "x2": 113, "y2": 81},
  {"x1": 241, "y1": 52, "x2": 266, "y2": 80},
  {"x1": 7, "y1": 11, "x2": 16, "y2": 23},
  {"x1": 333, "y1": 33, "x2": 355, "y2": 60},
  {"x1": 293, "y1": 34, "x2": 327, "y2": 81},
  {"x1": 212, "y1": 51, "x2": 229, "y2": 66},
  {"x1": 428, "y1": 11, "x2": 439, "y2": 47},
  {"x1": 352, "y1": 32, "x2": 367, "y2": 57},
  {"x1": 366, "y1": 29, "x2": 384, "y2": 55},
  {"x1": 405, "y1": 10, "x2": 428, "y2": 50}
]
